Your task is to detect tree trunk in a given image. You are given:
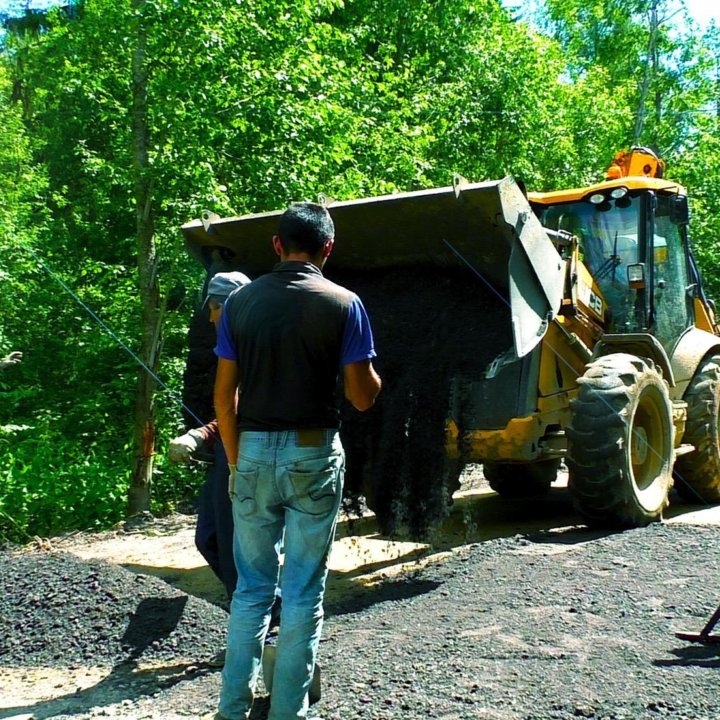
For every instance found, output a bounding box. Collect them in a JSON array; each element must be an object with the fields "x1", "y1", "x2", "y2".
[
  {"x1": 634, "y1": 0, "x2": 659, "y2": 145},
  {"x1": 128, "y1": 0, "x2": 161, "y2": 515}
]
